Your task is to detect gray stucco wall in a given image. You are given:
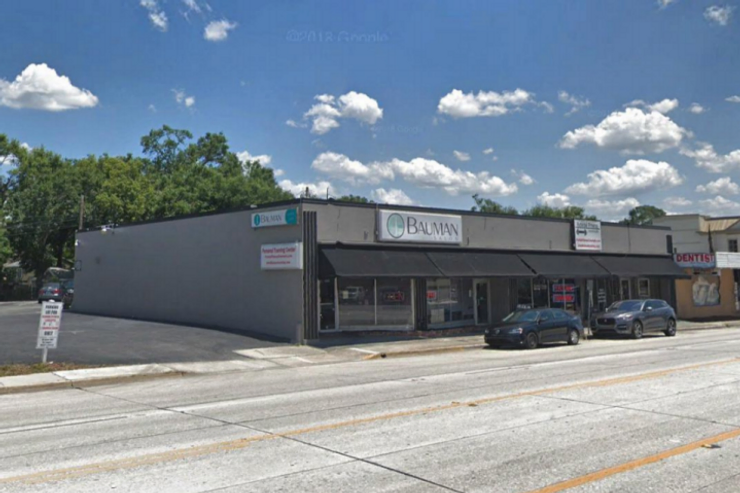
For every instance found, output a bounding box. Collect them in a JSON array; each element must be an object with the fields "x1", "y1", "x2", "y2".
[
  {"x1": 74, "y1": 207, "x2": 304, "y2": 342},
  {"x1": 305, "y1": 202, "x2": 670, "y2": 255}
]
